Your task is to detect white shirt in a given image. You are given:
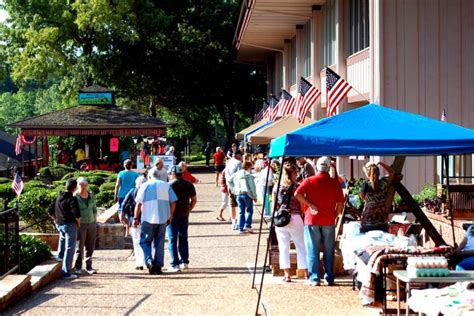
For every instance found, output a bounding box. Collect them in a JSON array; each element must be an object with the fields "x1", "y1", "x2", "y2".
[
  {"x1": 464, "y1": 225, "x2": 474, "y2": 251},
  {"x1": 135, "y1": 179, "x2": 177, "y2": 224}
]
